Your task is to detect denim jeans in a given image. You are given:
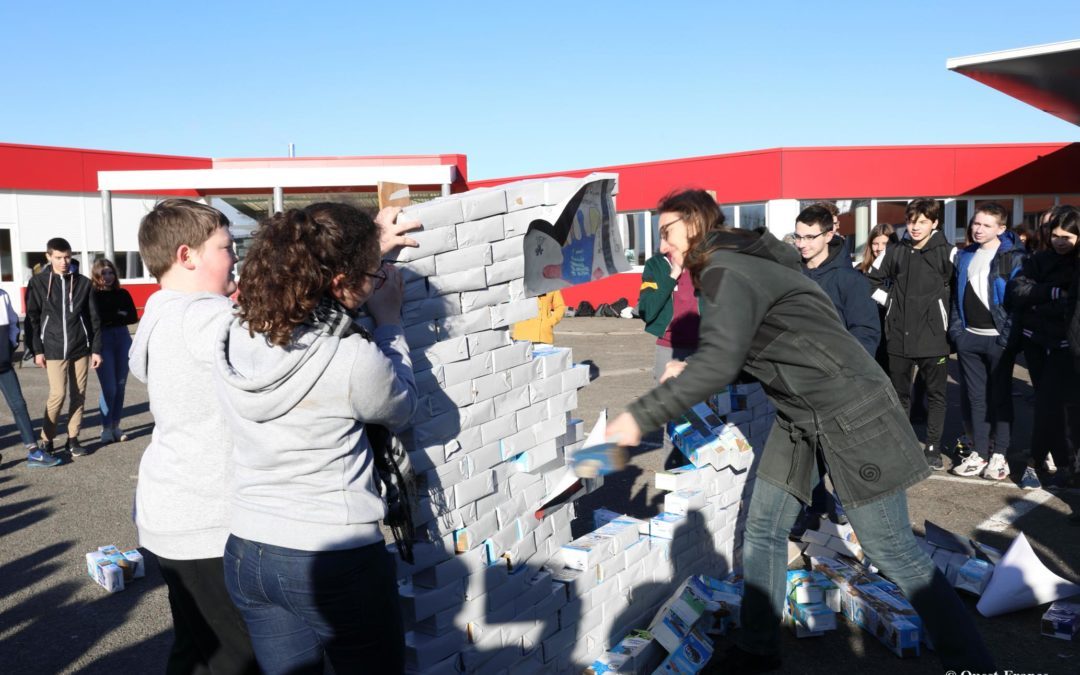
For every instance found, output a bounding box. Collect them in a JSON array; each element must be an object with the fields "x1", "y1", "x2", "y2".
[
  {"x1": 96, "y1": 326, "x2": 131, "y2": 429},
  {"x1": 0, "y1": 368, "x2": 37, "y2": 447},
  {"x1": 740, "y1": 476, "x2": 995, "y2": 671},
  {"x1": 224, "y1": 535, "x2": 405, "y2": 675}
]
